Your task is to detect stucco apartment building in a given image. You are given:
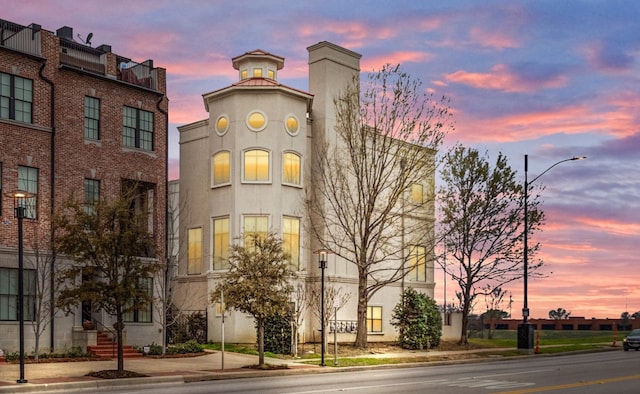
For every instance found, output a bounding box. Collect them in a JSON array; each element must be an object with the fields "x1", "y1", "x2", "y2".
[
  {"x1": 176, "y1": 42, "x2": 436, "y2": 344},
  {"x1": 0, "y1": 19, "x2": 168, "y2": 353}
]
